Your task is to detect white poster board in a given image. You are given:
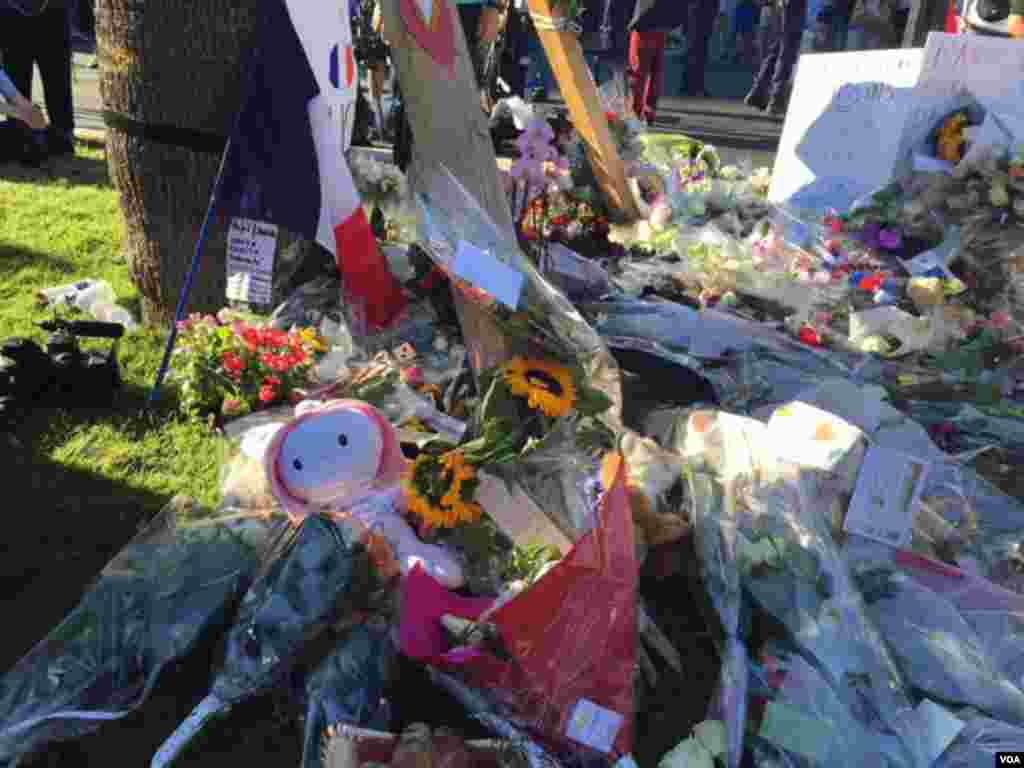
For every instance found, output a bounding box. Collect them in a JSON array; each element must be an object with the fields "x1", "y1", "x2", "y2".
[
  {"x1": 919, "y1": 32, "x2": 1024, "y2": 107},
  {"x1": 898, "y1": 33, "x2": 1024, "y2": 176},
  {"x1": 768, "y1": 48, "x2": 925, "y2": 213}
]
